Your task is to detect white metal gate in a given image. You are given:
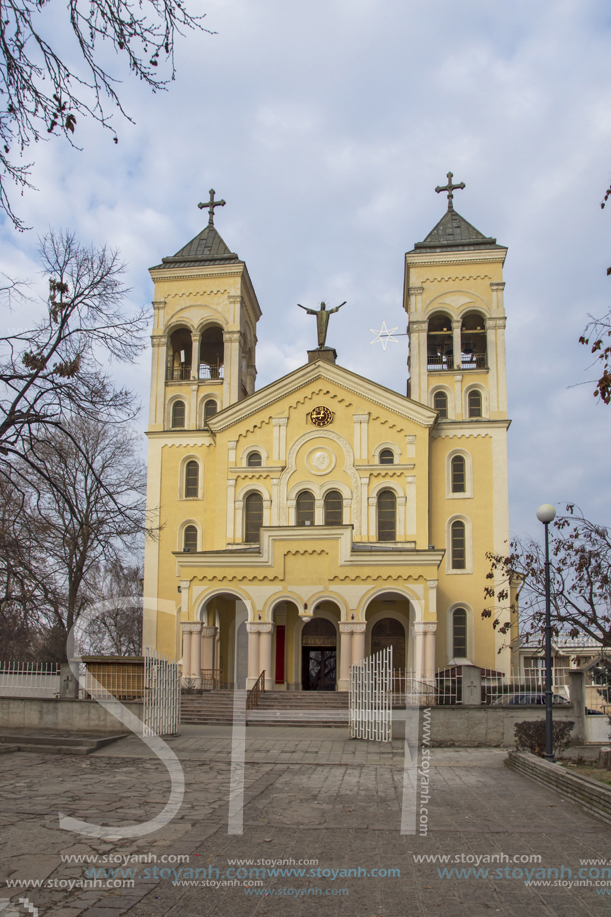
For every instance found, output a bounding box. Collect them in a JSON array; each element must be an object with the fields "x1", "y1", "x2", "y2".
[
  {"x1": 349, "y1": 646, "x2": 392, "y2": 742},
  {"x1": 143, "y1": 646, "x2": 181, "y2": 736}
]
